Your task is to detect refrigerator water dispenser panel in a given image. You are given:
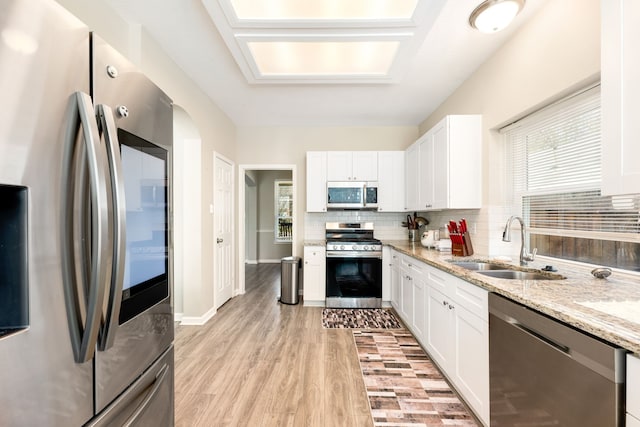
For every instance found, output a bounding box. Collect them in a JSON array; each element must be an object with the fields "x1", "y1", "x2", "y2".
[{"x1": 0, "y1": 185, "x2": 28, "y2": 337}]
